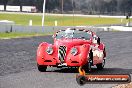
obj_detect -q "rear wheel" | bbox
[37,64,47,72]
[96,59,105,70]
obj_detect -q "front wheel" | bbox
[83,60,92,72]
[37,64,47,72]
[83,51,93,72]
[96,59,105,70]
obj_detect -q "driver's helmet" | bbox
[65,28,74,34]
[65,28,74,38]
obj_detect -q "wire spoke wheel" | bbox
[96,59,105,70]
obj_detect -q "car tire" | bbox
[89,50,93,65]
[88,60,92,72]
[83,59,92,72]
[96,59,105,70]
[83,50,93,72]
[37,64,47,72]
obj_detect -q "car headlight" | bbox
[46,47,53,55]
[71,47,78,56]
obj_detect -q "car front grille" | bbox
[59,46,66,63]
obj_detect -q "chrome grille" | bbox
[59,46,66,63]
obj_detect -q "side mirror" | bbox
[52,34,56,38]
[97,37,100,45]
[52,35,55,38]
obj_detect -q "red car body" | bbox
[36,28,106,72]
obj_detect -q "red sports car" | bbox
[36,28,106,72]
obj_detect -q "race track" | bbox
[0,32,132,88]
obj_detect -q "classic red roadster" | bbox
[36,28,106,72]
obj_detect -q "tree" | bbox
[109,0,117,15]
[119,0,132,16]
[35,0,43,12]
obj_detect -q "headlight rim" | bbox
[71,47,78,56]
[46,46,53,55]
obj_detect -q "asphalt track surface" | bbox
[0,32,132,88]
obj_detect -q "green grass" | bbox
[0,13,130,26]
[0,32,53,39]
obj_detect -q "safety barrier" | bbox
[0,24,107,33]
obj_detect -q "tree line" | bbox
[0,0,131,16]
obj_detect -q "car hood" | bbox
[54,38,91,48]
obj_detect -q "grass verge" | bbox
[0,13,131,26]
[0,32,53,39]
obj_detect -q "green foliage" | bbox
[0,0,131,15]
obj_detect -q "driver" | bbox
[65,28,74,38]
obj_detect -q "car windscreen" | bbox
[56,30,91,40]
